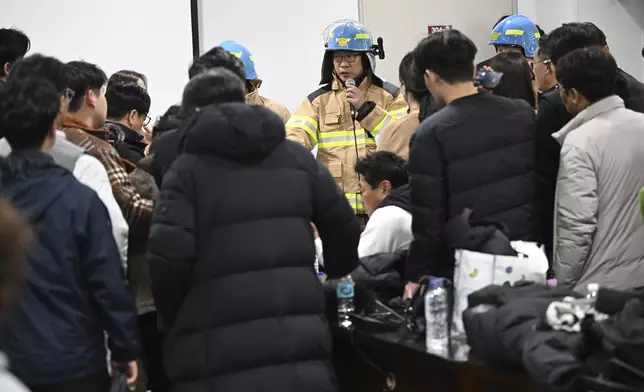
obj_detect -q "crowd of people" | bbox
[0,12,643,392]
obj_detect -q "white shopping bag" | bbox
[452,241,548,335]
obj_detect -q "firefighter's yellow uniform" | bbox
[286,75,407,214]
[246,82,291,124]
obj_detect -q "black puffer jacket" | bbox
[148,103,360,392]
[406,92,537,281]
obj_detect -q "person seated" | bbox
[148,68,360,392]
[316,151,411,262]
[0,75,139,392]
[553,47,644,291]
[217,40,291,123]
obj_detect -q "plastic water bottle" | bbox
[336,276,355,328]
[425,278,449,356]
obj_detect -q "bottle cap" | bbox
[587,283,599,292]
[429,278,443,289]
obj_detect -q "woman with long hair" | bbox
[377,52,436,159]
[488,51,537,109]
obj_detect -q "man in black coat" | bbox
[534,22,644,263]
[148,69,361,392]
[150,47,246,188]
[0,75,139,390]
[404,29,537,297]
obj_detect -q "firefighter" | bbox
[286,20,408,218]
[218,40,291,123]
[489,14,541,60]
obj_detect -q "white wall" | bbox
[360,0,516,85]
[518,0,644,81]
[199,0,359,111]
[0,0,193,119]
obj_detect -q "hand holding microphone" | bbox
[345,78,366,119]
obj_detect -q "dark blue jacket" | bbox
[0,150,139,385]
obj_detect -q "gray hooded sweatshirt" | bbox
[553,95,644,292]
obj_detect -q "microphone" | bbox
[346,78,356,119]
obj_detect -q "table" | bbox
[332,326,539,392]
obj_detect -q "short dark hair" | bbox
[556,47,617,104]
[489,51,536,108]
[66,61,107,113]
[188,47,246,80]
[0,28,31,77]
[355,151,408,190]
[413,29,477,84]
[540,22,607,64]
[6,54,69,95]
[108,70,147,89]
[399,52,426,104]
[182,68,245,115]
[0,77,60,149]
[105,83,151,120]
[152,105,185,139]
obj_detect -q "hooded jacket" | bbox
[552,95,644,291]
[0,151,139,385]
[286,74,408,214]
[148,103,360,392]
[358,184,413,258]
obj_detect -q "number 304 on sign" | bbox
[428,25,452,34]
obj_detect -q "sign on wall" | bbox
[428,25,452,34]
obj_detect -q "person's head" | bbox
[540,22,608,66]
[0,199,32,326]
[66,61,108,129]
[489,14,540,59]
[108,70,147,89]
[488,51,536,108]
[6,54,72,129]
[399,52,426,106]
[0,28,30,80]
[355,151,408,216]
[105,83,151,132]
[217,41,259,91]
[413,29,477,106]
[188,46,246,81]
[324,20,373,83]
[182,68,245,116]
[533,39,557,93]
[557,47,617,116]
[152,104,185,139]
[0,76,61,151]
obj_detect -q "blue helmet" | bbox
[218,40,258,80]
[489,14,540,58]
[325,21,373,52]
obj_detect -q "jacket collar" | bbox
[331,74,372,92]
[104,121,145,144]
[62,116,111,141]
[246,88,262,105]
[552,95,625,145]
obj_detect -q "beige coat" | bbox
[553,95,644,291]
[246,80,291,124]
[286,75,408,214]
[377,110,419,160]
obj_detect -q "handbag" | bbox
[452,241,548,335]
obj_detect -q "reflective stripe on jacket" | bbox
[286,75,408,213]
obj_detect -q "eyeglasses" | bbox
[530,59,552,70]
[333,53,359,64]
[143,115,151,126]
[62,88,75,101]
